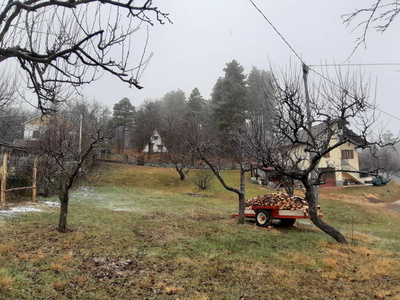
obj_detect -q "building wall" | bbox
[23,114,75,142]
[23,124,43,140]
[283,139,361,187]
[319,142,360,186]
[143,131,167,153]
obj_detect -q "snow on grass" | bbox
[41,201,60,207]
[0,200,59,220]
[0,206,44,219]
[70,186,147,212]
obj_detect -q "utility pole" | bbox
[302,63,319,205]
[79,114,83,154]
[1,152,8,208]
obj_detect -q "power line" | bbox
[373,107,400,121]
[248,0,400,123]
[248,0,352,93]
[308,67,400,121]
[307,65,400,121]
[248,0,304,64]
[309,63,400,67]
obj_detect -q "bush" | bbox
[193,168,214,190]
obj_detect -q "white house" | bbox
[23,114,73,141]
[252,122,367,187]
[143,130,167,153]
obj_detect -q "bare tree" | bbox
[0,0,170,111]
[159,112,194,180]
[37,100,111,232]
[193,167,215,190]
[185,120,252,225]
[0,69,25,147]
[158,90,195,180]
[132,100,161,158]
[343,0,400,53]
[240,65,391,243]
[359,131,400,178]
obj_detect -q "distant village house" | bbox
[143,130,167,153]
[253,122,367,187]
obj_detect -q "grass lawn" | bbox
[1,163,400,299]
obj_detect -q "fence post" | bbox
[32,155,38,202]
[1,152,8,208]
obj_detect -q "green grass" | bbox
[0,163,400,299]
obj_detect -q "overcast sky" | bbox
[84,0,400,133]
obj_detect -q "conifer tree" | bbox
[112,98,135,153]
[211,60,247,131]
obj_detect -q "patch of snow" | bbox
[297,220,313,226]
[0,206,44,219]
[396,200,400,204]
[41,201,60,207]
[7,206,43,213]
[73,186,94,197]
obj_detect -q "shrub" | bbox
[193,168,214,190]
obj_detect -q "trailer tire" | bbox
[279,218,296,227]
[256,210,272,227]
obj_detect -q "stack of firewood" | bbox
[245,193,322,215]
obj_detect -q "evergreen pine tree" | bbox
[211,60,247,131]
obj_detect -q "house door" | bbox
[320,168,336,187]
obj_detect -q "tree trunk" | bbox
[238,166,245,225]
[117,128,122,154]
[238,192,245,225]
[121,124,126,154]
[283,176,294,196]
[147,141,152,159]
[178,169,185,180]
[58,188,69,233]
[303,180,348,244]
[199,156,248,225]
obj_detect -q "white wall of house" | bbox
[318,141,361,186]
[255,140,362,187]
[23,124,43,140]
[143,131,167,153]
[23,114,76,142]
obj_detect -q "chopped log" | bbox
[245,193,322,215]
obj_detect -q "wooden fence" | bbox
[1,152,37,208]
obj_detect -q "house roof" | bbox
[11,139,40,154]
[24,113,72,126]
[298,121,365,147]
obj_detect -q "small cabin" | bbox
[143,130,167,153]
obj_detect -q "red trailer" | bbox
[234,206,322,227]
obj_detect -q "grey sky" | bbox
[84,0,400,133]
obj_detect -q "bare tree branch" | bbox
[343,0,400,57]
[0,0,170,112]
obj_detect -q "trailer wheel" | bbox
[256,210,272,227]
[279,218,296,227]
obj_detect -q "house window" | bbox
[153,136,159,141]
[32,130,40,139]
[341,150,354,159]
[157,145,163,151]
